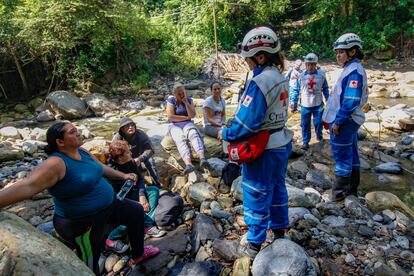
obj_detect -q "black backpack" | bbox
[154,192,184,227]
[220,162,241,186]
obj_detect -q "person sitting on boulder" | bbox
[0,122,160,274]
[105,140,166,252]
[112,118,162,187]
[166,82,210,174]
[203,81,226,139]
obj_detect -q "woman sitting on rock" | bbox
[106,140,166,253]
[0,122,159,274]
[166,82,210,174]
[203,81,226,139]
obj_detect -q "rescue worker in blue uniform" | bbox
[285,59,302,112]
[322,33,368,201]
[291,53,329,150]
[218,26,293,258]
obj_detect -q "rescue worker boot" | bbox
[346,169,360,197]
[330,175,350,202]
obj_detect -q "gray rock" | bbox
[46,91,92,119]
[378,173,403,184]
[373,214,383,222]
[22,141,38,155]
[389,90,401,99]
[303,214,321,225]
[195,246,210,262]
[36,110,55,122]
[231,176,243,201]
[169,260,222,276]
[206,158,227,177]
[344,195,373,219]
[358,225,375,237]
[0,126,21,139]
[375,162,402,174]
[139,225,188,274]
[382,209,396,223]
[0,146,24,162]
[394,210,411,226]
[183,210,196,221]
[289,207,311,226]
[345,253,356,264]
[321,216,347,228]
[306,170,333,189]
[304,187,322,206]
[191,214,221,255]
[400,250,414,261]
[252,239,317,276]
[288,160,309,178]
[212,239,241,261]
[210,201,231,219]
[287,184,314,208]
[401,135,414,145]
[30,127,47,141]
[313,163,330,174]
[0,211,93,275]
[84,93,118,116]
[395,235,410,249]
[188,182,217,205]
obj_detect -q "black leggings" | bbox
[53,198,144,274]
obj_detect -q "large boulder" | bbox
[365,191,414,220]
[191,214,221,255]
[0,127,21,140]
[46,91,92,119]
[287,184,314,208]
[0,211,93,275]
[252,239,317,276]
[82,139,110,163]
[84,93,118,116]
[188,182,217,206]
[0,145,24,162]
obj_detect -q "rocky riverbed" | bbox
[1,60,414,275]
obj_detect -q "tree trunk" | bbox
[10,46,30,98]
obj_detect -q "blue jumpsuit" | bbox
[292,69,329,144]
[322,59,368,177]
[222,66,293,246]
[285,67,302,111]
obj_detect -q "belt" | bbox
[269,127,284,134]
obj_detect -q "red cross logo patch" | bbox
[242,95,253,107]
[280,91,289,107]
[349,80,359,88]
[307,77,317,92]
[230,148,240,160]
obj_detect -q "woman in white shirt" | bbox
[203,81,226,139]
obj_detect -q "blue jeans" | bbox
[242,142,292,245]
[330,119,360,177]
[301,105,323,144]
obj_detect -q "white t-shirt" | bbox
[202,96,226,126]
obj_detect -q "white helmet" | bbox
[304,53,318,63]
[240,26,281,58]
[294,59,302,68]
[333,33,362,50]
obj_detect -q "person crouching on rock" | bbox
[105,140,166,252]
[218,26,293,258]
[291,53,329,150]
[0,122,160,274]
[112,117,162,188]
[166,82,210,174]
[322,33,368,201]
[203,81,226,139]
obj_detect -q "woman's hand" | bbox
[332,124,340,135]
[139,195,150,212]
[124,173,138,183]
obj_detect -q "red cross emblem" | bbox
[307,77,317,92]
[349,80,358,88]
[280,91,289,106]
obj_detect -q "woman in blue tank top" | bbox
[0,122,160,273]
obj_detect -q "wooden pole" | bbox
[212,0,220,77]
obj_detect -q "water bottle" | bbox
[117,180,134,201]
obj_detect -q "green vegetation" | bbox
[0,0,413,98]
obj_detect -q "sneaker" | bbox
[105,239,129,253]
[301,143,309,150]
[238,235,259,259]
[182,164,195,175]
[144,226,167,238]
[128,245,160,266]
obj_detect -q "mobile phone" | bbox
[117,180,134,201]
